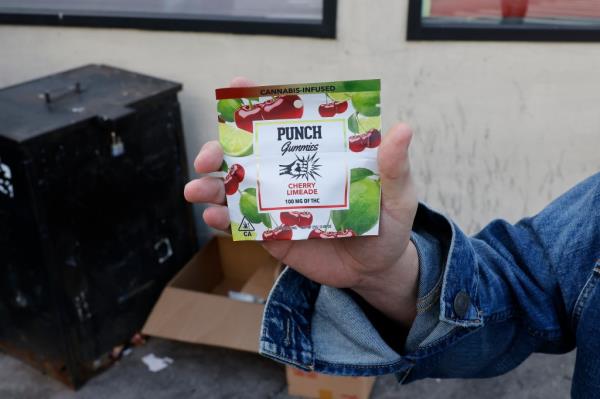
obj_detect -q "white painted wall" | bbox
[1,0,598,235]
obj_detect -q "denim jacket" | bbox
[259,172,600,398]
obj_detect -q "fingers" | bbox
[203,206,231,231]
[194,141,224,174]
[184,176,226,205]
[378,123,413,182]
[187,77,256,234]
[378,123,418,217]
[230,76,256,88]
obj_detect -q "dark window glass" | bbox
[0,0,337,38]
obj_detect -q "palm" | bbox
[263,168,417,289]
[186,115,417,322]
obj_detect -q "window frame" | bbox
[0,0,337,38]
[407,0,600,42]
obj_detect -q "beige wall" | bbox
[1,0,598,234]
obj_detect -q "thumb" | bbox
[230,76,256,87]
[377,123,418,222]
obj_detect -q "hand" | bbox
[185,77,420,327]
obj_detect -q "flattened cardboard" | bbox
[286,366,375,399]
[143,236,279,353]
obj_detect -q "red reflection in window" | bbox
[430,0,600,19]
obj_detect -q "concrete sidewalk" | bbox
[0,338,575,399]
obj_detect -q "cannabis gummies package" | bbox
[215,80,381,241]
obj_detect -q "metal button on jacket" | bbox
[454,291,471,318]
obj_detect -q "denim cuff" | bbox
[403,203,484,353]
[414,203,482,324]
[404,229,445,352]
[259,202,484,379]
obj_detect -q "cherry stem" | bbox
[270,213,279,227]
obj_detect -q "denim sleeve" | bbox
[259,172,600,384]
[399,172,600,382]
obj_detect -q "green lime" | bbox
[331,177,380,236]
[328,92,351,102]
[351,168,375,183]
[217,99,243,122]
[239,188,262,224]
[351,91,380,117]
[219,123,253,157]
[348,114,381,134]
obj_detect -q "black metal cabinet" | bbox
[0,65,197,387]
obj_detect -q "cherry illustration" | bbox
[318,103,337,118]
[263,225,293,241]
[319,99,348,118]
[336,229,357,238]
[308,228,356,239]
[349,129,381,152]
[349,134,368,152]
[224,174,239,195]
[280,211,313,228]
[335,101,348,113]
[287,95,305,118]
[262,95,304,120]
[280,211,298,226]
[308,229,324,239]
[308,229,335,239]
[224,164,245,195]
[229,164,245,183]
[307,229,335,239]
[366,129,381,148]
[235,104,263,133]
[297,212,313,228]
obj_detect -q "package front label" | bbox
[255,119,349,211]
[215,80,381,241]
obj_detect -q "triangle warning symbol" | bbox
[238,217,255,232]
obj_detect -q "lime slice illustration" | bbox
[219,123,253,157]
[328,92,352,102]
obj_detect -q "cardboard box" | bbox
[144,235,374,398]
[286,366,376,399]
[143,235,280,353]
